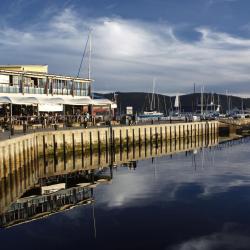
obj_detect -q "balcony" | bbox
[0,84,89,97]
[0,85,20,93]
[23,87,44,94]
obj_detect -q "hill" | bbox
[96,92,250,114]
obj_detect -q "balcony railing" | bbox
[0,84,89,97]
[23,87,44,94]
[0,85,20,93]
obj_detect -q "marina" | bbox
[0,63,250,250]
[2,0,250,249]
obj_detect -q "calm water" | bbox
[1,136,250,250]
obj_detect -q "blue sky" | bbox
[1,0,250,95]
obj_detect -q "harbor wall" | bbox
[0,121,219,181]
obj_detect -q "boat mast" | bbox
[150,78,156,111]
[157,94,160,112]
[201,86,204,115]
[226,90,229,114]
[241,98,244,114]
[153,78,156,110]
[179,96,181,114]
[77,29,92,78]
[170,96,173,114]
[217,94,220,113]
[192,83,196,114]
[163,96,167,115]
[211,92,215,112]
[88,30,92,80]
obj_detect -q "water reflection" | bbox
[2,135,250,249]
[0,134,218,228]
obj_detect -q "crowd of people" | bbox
[0,112,95,133]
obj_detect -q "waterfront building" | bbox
[0,65,116,128]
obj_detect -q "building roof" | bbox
[0,64,48,67]
[0,65,48,73]
[0,68,92,83]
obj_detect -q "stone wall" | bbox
[0,121,219,179]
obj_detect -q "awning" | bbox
[0,95,117,108]
[0,96,39,105]
[64,96,93,106]
[92,99,117,108]
[92,99,112,105]
[39,97,65,105]
[38,103,63,112]
[0,96,12,104]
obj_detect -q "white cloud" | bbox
[208,0,239,5]
[1,8,250,93]
[50,8,79,34]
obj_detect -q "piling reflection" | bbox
[0,133,219,228]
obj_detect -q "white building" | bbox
[0,64,116,116]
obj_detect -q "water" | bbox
[1,136,250,250]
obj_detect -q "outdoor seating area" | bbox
[0,112,112,135]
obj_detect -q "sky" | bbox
[1,0,250,95]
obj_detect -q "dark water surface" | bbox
[1,137,250,250]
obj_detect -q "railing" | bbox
[0,84,88,97]
[23,87,44,94]
[0,85,20,93]
[74,89,88,96]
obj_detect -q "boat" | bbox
[139,111,164,118]
[165,94,187,121]
[138,78,164,120]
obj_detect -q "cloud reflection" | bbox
[168,223,250,250]
[95,140,250,209]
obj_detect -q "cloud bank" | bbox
[1,7,250,94]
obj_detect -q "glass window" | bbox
[67,80,72,89]
[13,76,19,85]
[39,78,46,88]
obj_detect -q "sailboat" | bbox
[139,79,164,119]
[174,94,180,115]
[168,94,186,121]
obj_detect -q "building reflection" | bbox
[0,170,113,228]
[0,134,219,228]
